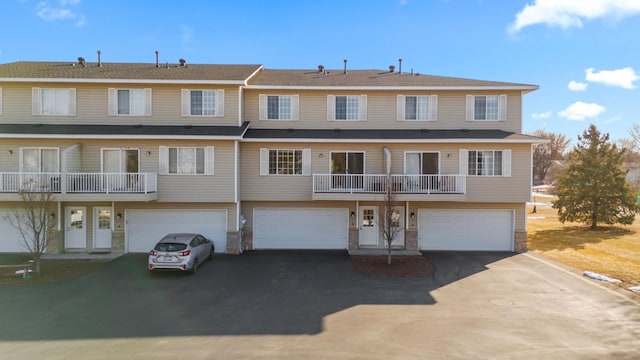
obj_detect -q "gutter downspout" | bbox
[383,146,391,175]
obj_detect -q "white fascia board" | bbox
[0,134,244,140]
[0,78,247,85]
[244,85,540,91]
[241,138,549,144]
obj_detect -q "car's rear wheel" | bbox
[190,259,198,274]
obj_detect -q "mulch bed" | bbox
[0,259,109,286]
[351,254,435,277]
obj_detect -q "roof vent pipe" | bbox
[77,57,86,67]
[398,58,402,74]
[155,51,159,68]
[343,59,347,74]
[97,50,102,67]
[389,65,395,73]
[179,58,186,67]
[318,64,324,73]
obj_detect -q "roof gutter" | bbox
[0,78,248,85]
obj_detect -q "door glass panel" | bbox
[41,149,58,173]
[391,208,401,228]
[124,150,139,173]
[98,210,111,230]
[22,149,39,172]
[406,153,420,174]
[103,150,120,173]
[423,153,439,174]
[70,209,83,229]
[348,152,364,174]
[330,153,347,174]
[362,209,375,227]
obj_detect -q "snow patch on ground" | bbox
[583,271,622,283]
[629,286,640,293]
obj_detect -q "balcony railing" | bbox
[313,174,466,194]
[0,172,157,194]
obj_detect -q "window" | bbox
[108,88,151,116]
[466,94,506,121]
[397,95,437,121]
[159,146,214,175]
[182,89,224,116]
[101,149,139,173]
[259,94,299,120]
[459,149,511,177]
[20,147,59,172]
[405,152,439,174]
[260,148,311,176]
[32,88,76,116]
[327,95,367,121]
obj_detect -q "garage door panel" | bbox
[419,209,513,251]
[0,210,25,253]
[254,208,348,249]
[126,210,227,253]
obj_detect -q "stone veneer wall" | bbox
[405,230,418,251]
[514,230,527,252]
[46,230,62,254]
[348,228,359,250]
[112,231,125,253]
[241,230,253,251]
[226,231,241,254]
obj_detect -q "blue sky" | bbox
[1,0,639,144]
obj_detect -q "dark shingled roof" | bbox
[0,61,263,82]
[244,128,545,141]
[248,69,538,89]
[0,122,250,137]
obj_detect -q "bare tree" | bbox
[630,123,640,148]
[4,187,56,274]
[380,175,402,265]
[530,129,571,184]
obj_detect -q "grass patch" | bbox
[0,254,110,286]
[527,204,640,289]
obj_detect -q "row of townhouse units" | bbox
[0,59,542,255]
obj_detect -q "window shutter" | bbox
[108,88,117,116]
[158,146,168,175]
[68,88,76,116]
[259,148,269,176]
[32,87,41,115]
[459,149,468,175]
[258,94,267,120]
[216,89,224,116]
[144,88,152,116]
[465,95,474,121]
[327,95,335,121]
[499,94,507,121]
[291,95,299,121]
[205,146,215,175]
[181,89,190,116]
[359,95,367,121]
[396,95,405,121]
[502,149,511,177]
[429,95,438,121]
[302,148,311,176]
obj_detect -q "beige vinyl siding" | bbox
[243,89,523,132]
[64,145,82,172]
[409,201,527,231]
[0,83,240,126]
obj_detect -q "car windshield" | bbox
[154,243,187,252]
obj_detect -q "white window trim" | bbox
[19,147,60,172]
[328,151,367,174]
[108,88,152,116]
[465,94,507,122]
[258,94,299,121]
[100,148,140,173]
[31,87,76,116]
[459,149,511,177]
[327,95,367,121]
[259,148,311,176]
[181,89,224,117]
[158,146,214,175]
[403,151,441,174]
[396,95,437,121]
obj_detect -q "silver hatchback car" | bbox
[148,233,214,273]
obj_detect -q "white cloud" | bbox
[532,111,552,119]
[585,67,639,89]
[509,0,640,33]
[568,80,588,91]
[558,101,606,121]
[36,1,85,27]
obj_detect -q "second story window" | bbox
[260,148,311,176]
[32,88,76,116]
[158,146,215,175]
[466,95,507,121]
[459,149,511,177]
[397,95,437,121]
[259,95,299,121]
[108,88,152,116]
[327,95,367,121]
[182,89,224,116]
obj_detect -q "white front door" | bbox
[93,207,112,250]
[359,206,378,246]
[65,206,86,249]
[385,206,405,248]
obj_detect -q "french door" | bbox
[330,152,364,190]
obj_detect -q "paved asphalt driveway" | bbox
[0,251,639,359]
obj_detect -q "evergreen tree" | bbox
[553,124,638,229]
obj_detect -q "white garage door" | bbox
[126,209,227,253]
[419,209,514,251]
[253,208,348,249]
[0,210,25,253]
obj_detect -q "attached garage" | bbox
[419,209,514,251]
[253,208,348,249]
[126,209,227,253]
[0,210,25,253]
